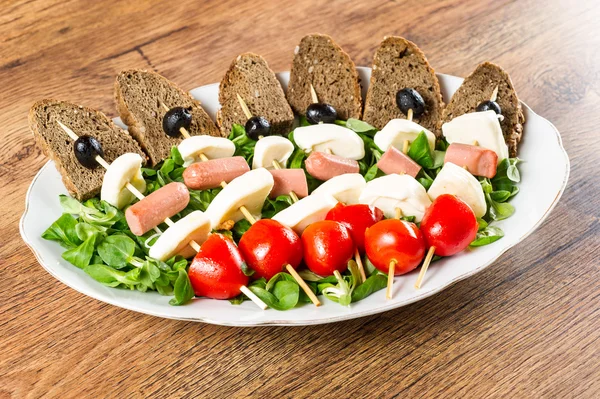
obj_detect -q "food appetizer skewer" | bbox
[58,117,268,310]
[235,95,321,307]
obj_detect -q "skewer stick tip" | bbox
[490,86,499,102]
[236,93,253,120]
[240,285,268,310]
[354,248,366,283]
[286,264,321,307]
[309,84,319,104]
[407,108,413,122]
[386,260,396,300]
[415,246,436,289]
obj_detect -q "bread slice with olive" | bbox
[441,62,525,157]
[115,69,221,166]
[363,36,444,134]
[286,33,362,120]
[217,53,294,136]
[28,99,146,201]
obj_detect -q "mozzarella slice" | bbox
[272,194,338,235]
[100,153,146,209]
[149,211,211,261]
[374,119,436,153]
[311,173,366,205]
[178,136,236,167]
[293,124,365,160]
[442,110,509,161]
[206,168,274,229]
[252,136,295,169]
[359,174,431,222]
[428,162,487,217]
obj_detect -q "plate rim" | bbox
[19,71,570,327]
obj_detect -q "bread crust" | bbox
[363,36,444,135]
[441,62,525,157]
[217,53,294,136]
[286,33,362,120]
[29,99,146,200]
[114,69,221,166]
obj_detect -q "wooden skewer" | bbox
[309,84,319,104]
[414,246,436,289]
[385,207,405,300]
[354,248,366,284]
[490,86,499,102]
[402,140,410,154]
[237,94,253,120]
[473,140,480,146]
[59,119,265,309]
[386,261,396,300]
[407,108,414,122]
[236,94,320,306]
[160,102,191,139]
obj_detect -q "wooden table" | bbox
[1,0,598,397]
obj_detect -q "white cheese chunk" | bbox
[205,168,274,229]
[442,110,509,161]
[100,153,146,209]
[374,119,436,153]
[359,174,431,222]
[149,211,211,261]
[178,136,236,167]
[293,124,365,160]
[272,193,338,235]
[427,162,487,217]
[252,136,295,170]
[311,173,366,205]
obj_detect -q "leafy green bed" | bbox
[42,119,520,309]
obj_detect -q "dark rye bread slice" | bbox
[29,99,146,201]
[286,33,362,120]
[115,69,221,166]
[217,53,294,136]
[441,62,525,157]
[363,36,444,135]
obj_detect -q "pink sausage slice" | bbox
[305,151,360,181]
[445,143,498,178]
[126,182,190,236]
[377,146,421,178]
[269,169,309,199]
[183,156,250,190]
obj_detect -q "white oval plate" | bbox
[20,68,569,326]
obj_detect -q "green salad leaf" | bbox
[470,226,505,247]
[407,131,445,169]
[169,269,195,306]
[42,213,81,249]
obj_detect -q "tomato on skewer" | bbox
[365,219,426,276]
[420,194,478,257]
[414,194,479,289]
[325,203,384,253]
[188,233,249,300]
[301,220,355,276]
[238,219,303,280]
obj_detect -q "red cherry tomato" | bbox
[238,219,303,280]
[420,194,478,256]
[365,219,426,275]
[325,203,384,253]
[301,220,355,276]
[188,233,249,299]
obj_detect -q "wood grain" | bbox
[1,0,599,398]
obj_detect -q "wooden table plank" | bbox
[1,0,599,398]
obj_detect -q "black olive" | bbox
[74,135,104,169]
[476,100,502,115]
[245,116,271,140]
[396,88,425,118]
[163,107,192,137]
[306,103,337,124]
